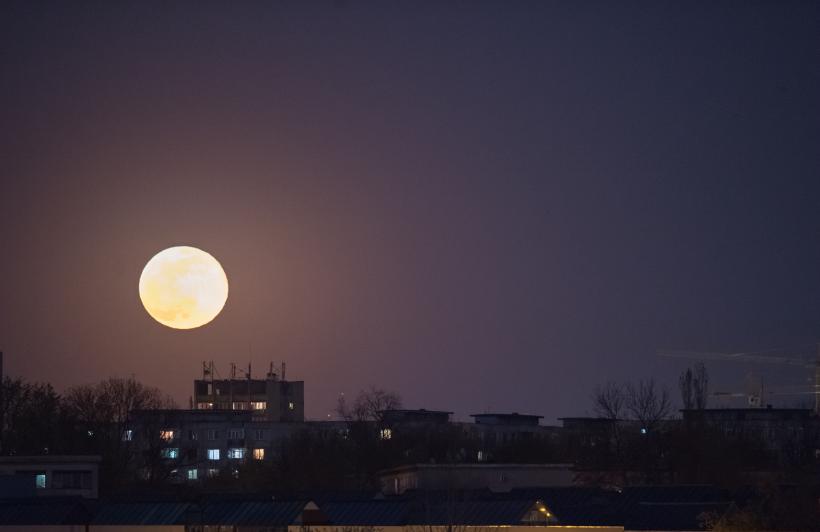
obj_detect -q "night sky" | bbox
[2,1,819,422]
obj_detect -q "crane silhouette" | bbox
[659,343,820,414]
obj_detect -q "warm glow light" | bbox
[139,246,229,329]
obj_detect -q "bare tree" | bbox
[63,376,175,488]
[626,379,671,429]
[64,376,174,441]
[592,381,626,420]
[0,377,65,455]
[336,386,402,423]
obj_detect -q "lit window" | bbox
[228,448,245,459]
[207,429,218,441]
[228,429,244,439]
[207,468,219,478]
[251,401,266,410]
[253,448,265,460]
[197,402,213,410]
[160,430,175,442]
[161,448,179,459]
[288,401,295,410]
[187,469,198,481]
[35,473,46,489]
[379,428,392,440]
[477,450,485,462]
[189,430,198,440]
[123,430,133,442]
[640,428,648,435]
[208,449,221,460]
[232,402,246,410]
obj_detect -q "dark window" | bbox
[51,470,92,490]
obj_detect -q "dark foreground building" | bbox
[0,484,784,531]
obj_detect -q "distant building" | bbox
[468,413,558,459]
[126,408,345,482]
[472,413,543,426]
[680,407,819,454]
[128,364,586,484]
[193,363,304,422]
[381,409,453,424]
[379,463,575,495]
[0,455,101,499]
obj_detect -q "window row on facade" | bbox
[126,428,272,442]
[160,447,265,461]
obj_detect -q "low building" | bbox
[379,463,575,495]
[463,413,560,463]
[679,407,820,467]
[680,407,816,448]
[471,413,543,426]
[0,485,767,531]
[381,409,453,425]
[90,498,320,531]
[0,497,92,530]
[0,455,101,499]
[317,496,621,530]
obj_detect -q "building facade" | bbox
[379,463,575,495]
[193,364,304,423]
[0,455,101,499]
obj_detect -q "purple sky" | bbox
[2,1,819,422]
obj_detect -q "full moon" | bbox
[138,246,229,329]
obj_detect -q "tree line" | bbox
[2,367,818,500]
[0,375,174,490]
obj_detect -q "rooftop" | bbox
[379,409,454,415]
[471,412,544,418]
[381,463,574,474]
